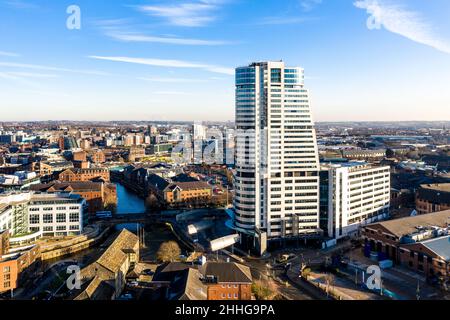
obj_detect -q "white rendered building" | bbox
[233,61,321,254]
[320,162,390,240]
[0,192,86,244]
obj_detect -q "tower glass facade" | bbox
[234,61,321,251]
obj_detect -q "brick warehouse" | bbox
[361,210,450,282]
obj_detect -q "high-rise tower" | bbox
[233,61,321,254]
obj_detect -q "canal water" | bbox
[115,183,146,214]
[114,182,146,232]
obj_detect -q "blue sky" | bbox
[0,0,449,121]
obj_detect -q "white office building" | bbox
[320,162,390,240]
[0,192,86,244]
[233,61,321,254]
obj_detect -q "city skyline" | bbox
[1,0,450,122]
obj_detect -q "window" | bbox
[3,266,10,273]
[56,226,66,231]
[418,253,424,262]
[4,281,10,288]
[29,215,40,224]
[69,213,79,222]
[4,274,10,281]
[43,214,53,224]
[43,226,53,232]
[69,225,79,231]
[56,213,66,223]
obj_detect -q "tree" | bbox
[251,279,276,300]
[386,148,395,158]
[157,241,181,262]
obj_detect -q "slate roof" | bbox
[147,173,170,191]
[165,181,211,192]
[31,181,102,192]
[152,263,208,300]
[200,262,252,284]
[417,184,450,204]
[172,174,199,183]
[152,262,193,282]
[176,268,207,301]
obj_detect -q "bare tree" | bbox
[157,241,181,262]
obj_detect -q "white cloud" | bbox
[2,0,38,9]
[0,71,59,78]
[0,61,111,76]
[354,0,450,54]
[257,16,313,26]
[138,77,208,83]
[0,51,20,57]
[137,1,224,27]
[300,0,322,12]
[89,55,234,75]
[152,91,194,95]
[106,32,232,46]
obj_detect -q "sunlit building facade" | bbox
[233,61,321,254]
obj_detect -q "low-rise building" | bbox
[31,181,117,215]
[416,183,450,214]
[361,210,450,281]
[342,149,386,160]
[164,181,212,204]
[74,229,139,300]
[152,261,252,300]
[90,150,106,164]
[199,262,252,300]
[73,151,87,162]
[39,160,73,177]
[58,168,110,182]
[0,192,86,242]
[0,231,40,293]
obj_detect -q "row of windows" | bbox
[29,213,80,224]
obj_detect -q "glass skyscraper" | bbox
[233,61,321,254]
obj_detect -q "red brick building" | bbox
[73,151,87,162]
[31,181,117,214]
[361,210,450,281]
[58,168,110,182]
[90,150,106,164]
[416,184,450,214]
[0,232,40,293]
[200,262,252,300]
[152,261,253,300]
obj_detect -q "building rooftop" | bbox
[417,183,450,204]
[166,181,212,192]
[200,262,252,284]
[420,183,450,193]
[366,210,450,238]
[421,236,450,262]
[31,181,103,193]
[95,229,139,274]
